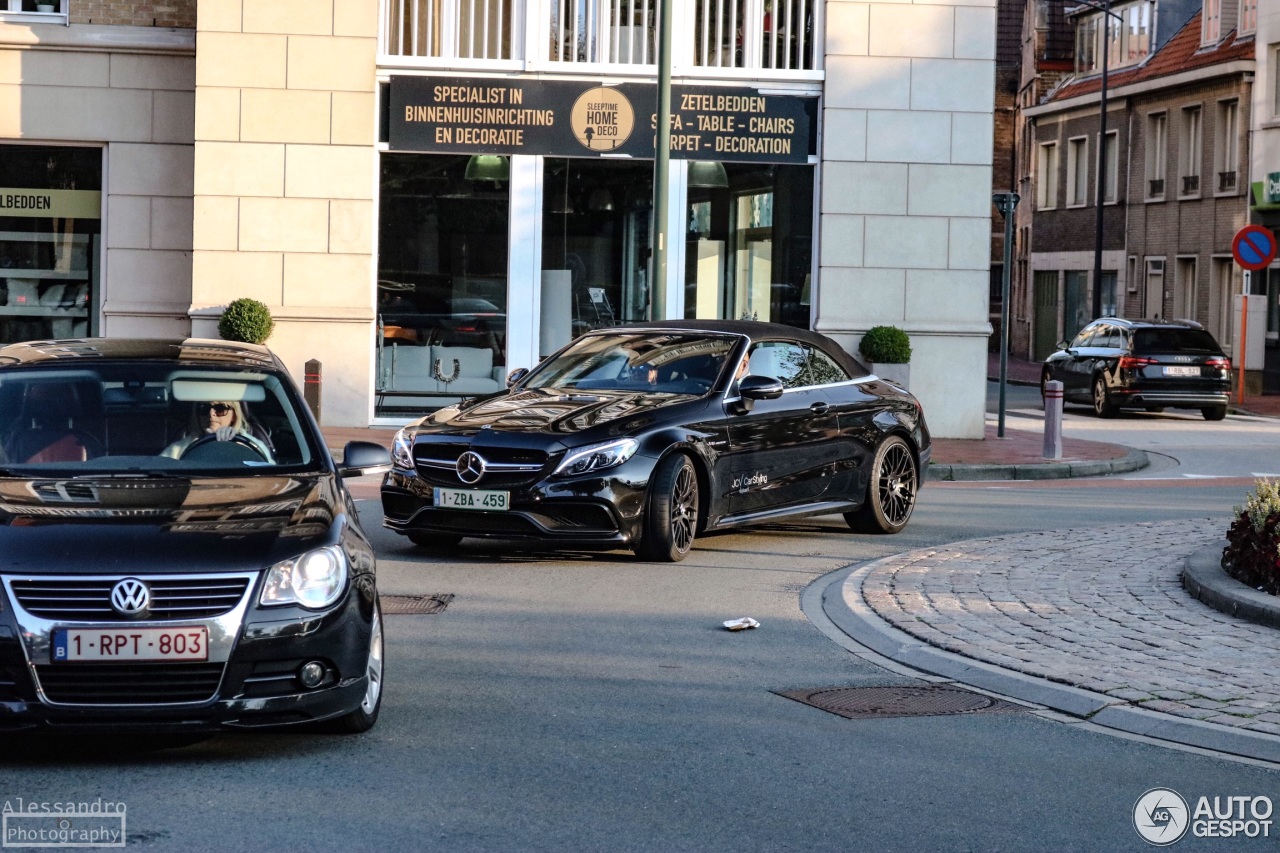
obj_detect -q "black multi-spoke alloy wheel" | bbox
[324,601,383,734]
[846,435,917,534]
[1202,405,1227,421]
[407,531,463,548]
[1092,375,1118,418]
[638,453,699,562]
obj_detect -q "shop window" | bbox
[541,159,653,355]
[683,162,814,329]
[0,144,101,347]
[376,154,510,415]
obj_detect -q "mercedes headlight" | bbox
[391,427,414,470]
[553,438,639,477]
[260,545,348,610]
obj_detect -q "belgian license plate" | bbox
[1164,365,1200,377]
[433,487,509,511]
[52,627,209,662]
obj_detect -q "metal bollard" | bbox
[304,359,322,422]
[1043,380,1063,460]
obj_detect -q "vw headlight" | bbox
[260,545,348,610]
[391,427,414,470]
[553,438,639,477]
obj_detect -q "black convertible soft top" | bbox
[613,319,871,380]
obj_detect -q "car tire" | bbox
[637,453,698,562]
[846,435,917,535]
[1145,406,1165,413]
[1092,375,1118,418]
[1202,405,1227,421]
[325,601,383,734]
[407,531,463,548]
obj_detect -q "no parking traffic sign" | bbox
[1232,225,1277,271]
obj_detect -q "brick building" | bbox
[1019,0,1254,363]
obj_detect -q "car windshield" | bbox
[1132,328,1223,355]
[523,333,738,395]
[0,363,320,474]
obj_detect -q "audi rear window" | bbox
[1132,328,1223,355]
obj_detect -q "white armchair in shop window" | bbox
[383,345,505,397]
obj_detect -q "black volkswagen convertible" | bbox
[0,339,390,732]
[382,320,930,561]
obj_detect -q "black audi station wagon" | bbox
[382,320,930,561]
[0,339,391,732]
[1041,318,1232,420]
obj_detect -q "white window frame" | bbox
[1273,45,1280,120]
[1037,142,1059,210]
[1174,256,1198,323]
[1215,99,1239,195]
[0,0,67,22]
[1098,129,1119,204]
[1210,256,1236,347]
[1066,136,1089,207]
[1240,0,1257,35]
[1203,0,1221,45]
[1076,2,1155,74]
[1180,105,1202,198]
[1145,111,1166,201]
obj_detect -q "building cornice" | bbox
[1025,60,1254,118]
[0,22,194,54]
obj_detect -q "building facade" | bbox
[1019,0,1254,368]
[1248,0,1279,391]
[0,0,998,437]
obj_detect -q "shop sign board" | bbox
[0,188,101,219]
[388,76,817,164]
[1267,172,1280,205]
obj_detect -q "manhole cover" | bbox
[380,594,454,615]
[775,685,1014,720]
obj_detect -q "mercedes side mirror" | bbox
[731,375,785,413]
[339,441,392,478]
[506,367,530,387]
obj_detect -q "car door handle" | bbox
[809,402,829,415]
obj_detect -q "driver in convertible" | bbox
[160,400,274,461]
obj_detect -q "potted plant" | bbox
[1223,479,1280,595]
[218,298,274,345]
[858,325,912,389]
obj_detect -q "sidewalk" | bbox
[816,519,1280,763]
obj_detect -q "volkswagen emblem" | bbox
[456,451,486,485]
[110,578,150,617]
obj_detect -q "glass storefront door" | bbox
[683,162,813,328]
[376,153,510,415]
[0,145,101,345]
[540,158,653,356]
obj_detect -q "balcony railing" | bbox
[550,0,656,63]
[381,0,819,69]
[1181,174,1199,195]
[1147,178,1164,198]
[1218,170,1237,192]
[694,0,814,70]
[385,0,513,60]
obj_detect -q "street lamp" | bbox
[650,0,673,321]
[1072,0,1124,320]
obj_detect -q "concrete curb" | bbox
[927,446,1148,481]
[1182,542,1280,630]
[813,557,1280,764]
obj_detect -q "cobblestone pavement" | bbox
[860,519,1280,737]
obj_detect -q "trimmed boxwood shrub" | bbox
[1223,479,1280,594]
[218,298,274,345]
[858,325,912,364]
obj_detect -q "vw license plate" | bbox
[52,627,209,662]
[433,487,509,511]
[1164,365,1200,377]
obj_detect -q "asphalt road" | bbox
[3,396,1278,852]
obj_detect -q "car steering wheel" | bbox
[179,432,271,461]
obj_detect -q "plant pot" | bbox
[36,4,55,11]
[870,362,909,390]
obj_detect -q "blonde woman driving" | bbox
[161,400,274,461]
